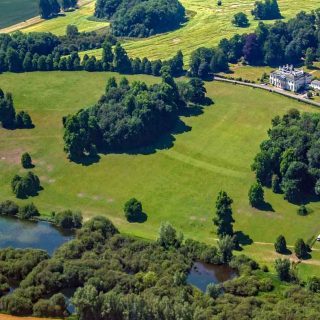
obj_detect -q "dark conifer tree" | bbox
[213,191,235,237]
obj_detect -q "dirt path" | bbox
[0,0,92,34]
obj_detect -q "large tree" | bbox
[248,182,264,207]
[274,235,287,254]
[38,0,60,19]
[213,191,234,237]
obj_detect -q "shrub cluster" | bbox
[1,215,320,319]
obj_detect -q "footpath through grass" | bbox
[1,71,320,276]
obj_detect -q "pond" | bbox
[187,261,237,292]
[0,215,74,255]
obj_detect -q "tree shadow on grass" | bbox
[281,248,292,255]
[100,118,191,157]
[256,201,274,212]
[234,231,253,251]
[181,105,204,117]
[72,153,101,167]
[300,252,312,260]
[71,99,211,166]
[128,212,148,223]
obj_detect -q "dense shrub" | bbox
[3,215,320,319]
[275,258,291,281]
[18,203,40,219]
[158,222,183,248]
[21,152,33,169]
[0,248,49,281]
[232,12,249,27]
[0,200,19,215]
[54,210,83,229]
[124,198,143,222]
[33,293,68,317]
[11,172,41,199]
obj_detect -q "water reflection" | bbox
[187,261,237,292]
[0,215,74,255]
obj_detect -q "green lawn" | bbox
[0,0,38,29]
[1,71,320,276]
[22,0,109,35]
[217,62,320,83]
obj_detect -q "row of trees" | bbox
[39,0,78,19]
[275,235,310,259]
[0,90,33,129]
[63,71,207,160]
[94,0,185,38]
[0,31,184,77]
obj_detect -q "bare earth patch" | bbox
[0,148,23,165]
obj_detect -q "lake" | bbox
[187,261,237,292]
[0,215,74,255]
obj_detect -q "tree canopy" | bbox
[94,0,186,38]
[63,73,207,160]
[252,109,320,203]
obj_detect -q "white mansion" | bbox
[269,65,312,92]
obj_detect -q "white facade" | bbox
[269,65,312,92]
[310,80,320,91]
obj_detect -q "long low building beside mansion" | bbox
[269,65,312,92]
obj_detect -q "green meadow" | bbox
[22,0,109,35]
[0,0,38,29]
[12,0,319,64]
[76,0,320,64]
[1,71,320,277]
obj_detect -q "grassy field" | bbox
[21,0,109,35]
[0,0,38,29]
[76,0,320,64]
[1,71,320,278]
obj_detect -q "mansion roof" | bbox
[270,65,310,80]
